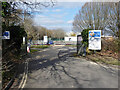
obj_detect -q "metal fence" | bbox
[31,40,77,45]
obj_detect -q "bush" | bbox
[81,29,93,47]
[102,38,119,53]
[2,25,27,88]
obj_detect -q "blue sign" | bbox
[89,31,101,38]
[3,31,10,39]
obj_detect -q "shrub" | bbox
[81,29,93,47]
[102,38,119,53]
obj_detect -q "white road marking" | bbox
[42,49,47,51]
[36,56,41,59]
[50,57,58,60]
[22,61,28,88]
[58,49,68,51]
[69,47,74,49]
[90,62,98,65]
[19,61,28,89]
[43,60,47,63]
[21,73,27,88]
[18,72,25,88]
[39,62,43,64]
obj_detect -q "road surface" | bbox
[24,46,118,88]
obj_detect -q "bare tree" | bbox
[73,2,119,37]
[23,18,38,40]
[37,26,48,40]
[52,29,66,39]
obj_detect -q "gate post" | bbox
[77,34,82,55]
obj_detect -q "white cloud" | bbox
[43,25,72,32]
[52,9,61,12]
[53,2,85,9]
[19,0,91,2]
[36,0,119,2]
[16,0,91,2]
[50,13,68,19]
[56,0,92,2]
[34,14,65,26]
[41,9,49,13]
[16,0,119,3]
[67,20,73,24]
[35,15,46,18]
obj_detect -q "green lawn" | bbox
[65,45,76,47]
[31,45,50,49]
[30,49,38,53]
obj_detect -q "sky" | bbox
[33,2,85,32]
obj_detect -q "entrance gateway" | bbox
[77,30,101,55]
[77,34,83,54]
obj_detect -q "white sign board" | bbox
[89,30,101,50]
[3,31,10,39]
[23,37,25,44]
[44,36,48,42]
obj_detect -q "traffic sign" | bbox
[44,36,48,43]
[3,31,10,39]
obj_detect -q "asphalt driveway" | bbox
[24,46,118,88]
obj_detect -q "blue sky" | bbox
[33,2,85,32]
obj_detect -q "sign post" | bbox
[43,36,48,44]
[23,37,25,44]
[88,30,101,50]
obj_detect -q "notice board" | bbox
[88,30,101,50]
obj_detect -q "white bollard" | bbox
[27,46,30,53]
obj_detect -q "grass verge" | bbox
[65,45,76,47]
[73,52,120,66]
[30,49,38,53]
[86,54,120,66]
[31,45,50,49]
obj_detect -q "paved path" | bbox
[24,46,118,88]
